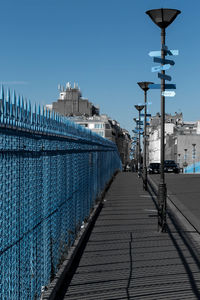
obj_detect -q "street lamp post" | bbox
[192,144,196,173]
[183,148,188,173]
[133,118,139,172]
[131,140,137,171]
[146,8,181,232]
[178,153,181,170]
[137,82,153,190]
[134,105,144,177]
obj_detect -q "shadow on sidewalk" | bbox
[147,180,200,299]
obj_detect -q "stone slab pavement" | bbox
[60,172,200,299]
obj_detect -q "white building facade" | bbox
[147,113,200,169]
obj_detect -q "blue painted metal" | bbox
[135,129,143,133]
[153,57,175,66]
[136,120,143,125]
[158,73,172,81]
[140,113,151,117]
[0,86,122,300]
[184,161,200,174]
[149,84,176,90]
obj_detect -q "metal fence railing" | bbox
[0,87,122,299]
[184,161,200,173]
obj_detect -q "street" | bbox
[149,173,200,231]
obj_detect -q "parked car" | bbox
[164,160,180,173]
[148,163,161,174]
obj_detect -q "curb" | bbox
[41,170,119,300]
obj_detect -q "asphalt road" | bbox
[149,173,200,230]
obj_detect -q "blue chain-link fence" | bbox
[0,87,122,299]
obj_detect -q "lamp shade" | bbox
[135,105,145,112]
[146,8,181,29]
[137,81,154,92]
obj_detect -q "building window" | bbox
[88,123,95,129]
[94,123,104,129]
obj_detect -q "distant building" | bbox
[47,82,131,165]
[70,114,131,165]
[48,82,99,117]
[147,112,200,169]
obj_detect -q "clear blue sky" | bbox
[0,0,199,134]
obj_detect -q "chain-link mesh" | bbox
[0,87,122,299]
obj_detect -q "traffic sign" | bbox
[158,73,171,81]
[148,49,179,57]
[152,64,171,72]
[149,84,176,89]
[153,57,175,66]
[141,113,151,117]
[161,91,176,97]
[136,121,143,125]
[141,102,152,106]
[165,49,179,56]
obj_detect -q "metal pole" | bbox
[138,110,141,177]
[184,148,187,173]
[192,144,196,173]
[158,27,167,232]
[143,90,147,190]
[178,153,181,170]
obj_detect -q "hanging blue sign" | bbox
[149,84,176,89]
[162,91,176,97]
[136,121,143,125]
[158,73,172,81]
[152,64,171,72]
[153,57,175,66]
[135,129,143,133]
[149,50,179,57]
[141,113,151,117]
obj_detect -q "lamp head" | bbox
[135,105,145,112]
[146,8,181,29]
[137,81,154,92]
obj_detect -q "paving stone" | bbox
[62,173,200,299]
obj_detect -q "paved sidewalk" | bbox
[63,173,200,299]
